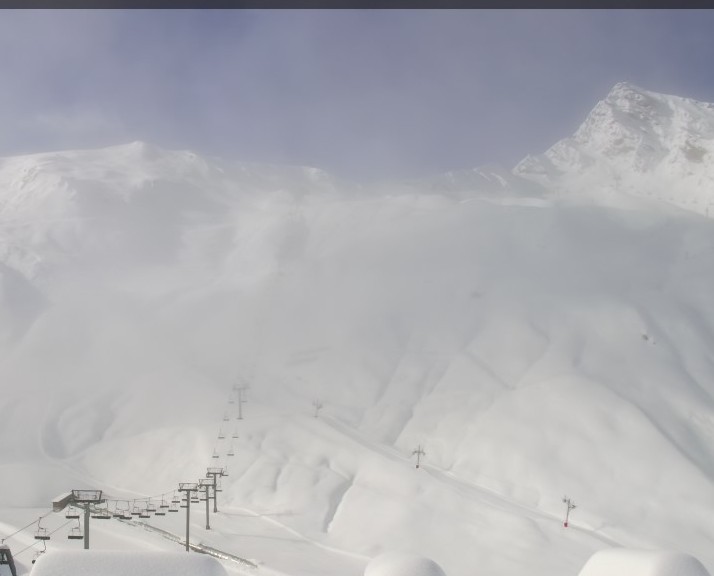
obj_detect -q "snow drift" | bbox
[31,550,228,576]
[364,552,447,576]
[578,549,710,576]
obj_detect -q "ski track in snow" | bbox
[218,506,370,563]
[325,413,622,549]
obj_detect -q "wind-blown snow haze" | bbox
[2,83,714,576]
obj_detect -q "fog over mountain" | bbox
[2,83,714,576]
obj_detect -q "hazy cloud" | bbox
[2,10,714,181]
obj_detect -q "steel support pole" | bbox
[205,485,210,530]
[207,473,219,513]
[185,496,190,551]
[83,505,90,550]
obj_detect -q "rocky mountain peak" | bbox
[513,83,714,214]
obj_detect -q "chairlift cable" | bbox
[19,538,48,562]
[103,488,181,507]
[14,540,45,558]
[17,518,73,556]
[1,510,53,543]
[50,519,74,536]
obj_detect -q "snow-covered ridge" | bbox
[515,82,714,214]
[0,141,350,284]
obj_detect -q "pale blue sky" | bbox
[2,9,714,181]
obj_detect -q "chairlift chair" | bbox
[131,503,142,516]
[223,413,230,422]
[91,504,111,519]
[34,518,50,541]
[212,449,220,459]
[34,528,50,541]
[168,502,179,513]
[68,520,83,540]
[65,506,80,520]
[159,497,170,509]
[113,500,131,519]
[146,501,157,514]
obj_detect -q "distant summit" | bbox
[6,83,714,217]
[514,82,714,214]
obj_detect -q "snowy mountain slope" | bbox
[515,82,714,214]
[4,189,714,574]
[3,85,714,576]
[0,142,346,287]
